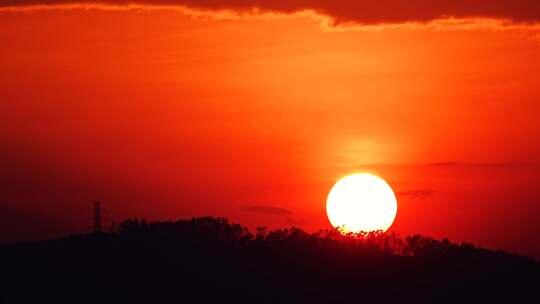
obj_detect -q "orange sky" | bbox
[1,3,540,257]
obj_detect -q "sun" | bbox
[326,173,397,233]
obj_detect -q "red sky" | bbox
[1,1,540,257]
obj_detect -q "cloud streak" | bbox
[397,189,435,200]
[243,205,292,216]
[423,161,539,169]
[2,0,540,28]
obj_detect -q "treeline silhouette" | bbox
[1,217,538,303]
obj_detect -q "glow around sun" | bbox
[326,173,397,233]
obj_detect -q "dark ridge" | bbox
[1,217,538,303]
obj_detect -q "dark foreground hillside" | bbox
[1,217,538,303]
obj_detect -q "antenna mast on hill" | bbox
[94,201,102,233]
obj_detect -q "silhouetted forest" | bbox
[1,217,538,303]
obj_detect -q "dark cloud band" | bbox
[243,205,292,216]
[2,1,540,25]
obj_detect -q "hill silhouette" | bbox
[1,217,538,303]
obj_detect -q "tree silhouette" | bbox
[0,216,537,303]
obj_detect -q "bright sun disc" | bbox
[326,173,397,233]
